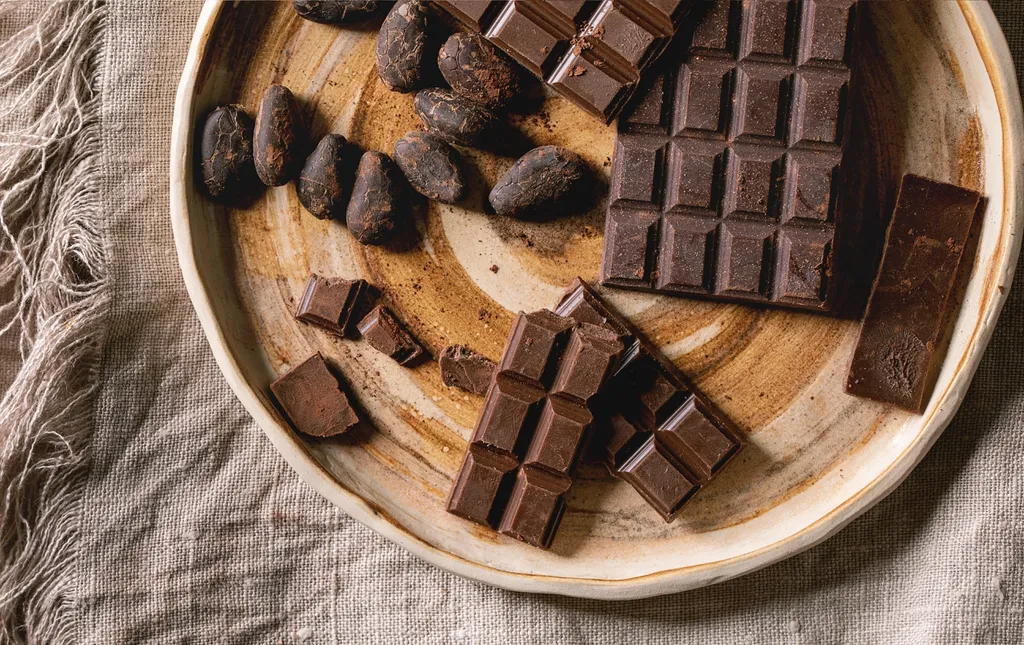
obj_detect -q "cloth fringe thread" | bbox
[0,1,107,642]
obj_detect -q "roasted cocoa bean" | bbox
[413,88,501,150]
[438,32,522,111]
[199,105,256,202]
[393,131,465,204]
[376,0,431,93]
[297,134,359,220]
[489,146,591,220]
[254,84,305,186]
[346,151,408,245]
[293,0,381,24]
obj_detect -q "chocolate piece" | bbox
[293,0,381,24]
[376,0,433,93]
[555,278,741,521]
[357,305,427,366]
[346,151,408,246]
[434,0,693,123]
[199,105,257,203]
[297,134,359,220]
[447,311,624,547]
[393,131,466,203]
[489,146,591,220]
[601,0,859,314]
[254,84,304,186]
[295,274,380,338]
[270,353,360,438]
[438,32,523,111]
[846,175,981,412]
[413,88,502,150]
[440,345,495,395]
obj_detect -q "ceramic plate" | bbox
[170,0,1023,599]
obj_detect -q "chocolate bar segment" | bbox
[296,274,379,338]
[357,305,427,366]
[846,175,981,412]
[447,310,624,548]
[434,0,693,123]
[601,0,859,313]
[555,278,741,521]
[270,353,360,438]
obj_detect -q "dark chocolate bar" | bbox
[447,310,624,547]
[270,353,361,438]
[357,305,428,366]
[434,0,693,123]
[601,0,859,313]
[296,274,379,338]
[555,278,741,521]
[846,174,981,412]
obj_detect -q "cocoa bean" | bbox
[199,105,256,202]
[375,0,431,93]
[346,151,408,245]
[297,134,359,220]
[489,146,591,220]
[254,84,305,186]
[293,0,381,24]
[413,88,501,150]
[393,131,465,204]
[438,32,522,111]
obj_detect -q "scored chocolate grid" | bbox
[447,310,623,547]
[554,279,742,521]
[602,0,856,311]
[435,0,689,121]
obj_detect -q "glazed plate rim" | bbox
[168,0,1024,600]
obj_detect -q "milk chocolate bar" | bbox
[555,278,741,521]
[447,310,624,547]
[602,0,859,313]
[434,0,694,123]
[846,175,981,412]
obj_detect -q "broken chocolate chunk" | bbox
[357,305,427,366]
[270,353,360,438]
[846,174,982,412]
[295,274,380,338]
[439,345,495,395]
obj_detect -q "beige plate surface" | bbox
[170,0,1023,599]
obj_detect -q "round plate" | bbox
[170,0,1023,599]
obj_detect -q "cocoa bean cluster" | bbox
[197,1,594,249]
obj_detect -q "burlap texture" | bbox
[48,1,1024,642]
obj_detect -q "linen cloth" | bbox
[5,0,1024,642]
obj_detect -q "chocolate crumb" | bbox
[489,264,499,273]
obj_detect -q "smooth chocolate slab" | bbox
[846,174,981,412]
[434,0,693,123]
[601,0,859,313]
[555,278,741,521]
[357,305,427,366]
[295,274,380,338]
[447,310,624,548]
[269,353,360,438]
[440,345,496,395]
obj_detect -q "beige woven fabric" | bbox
[2,0,1022,642]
